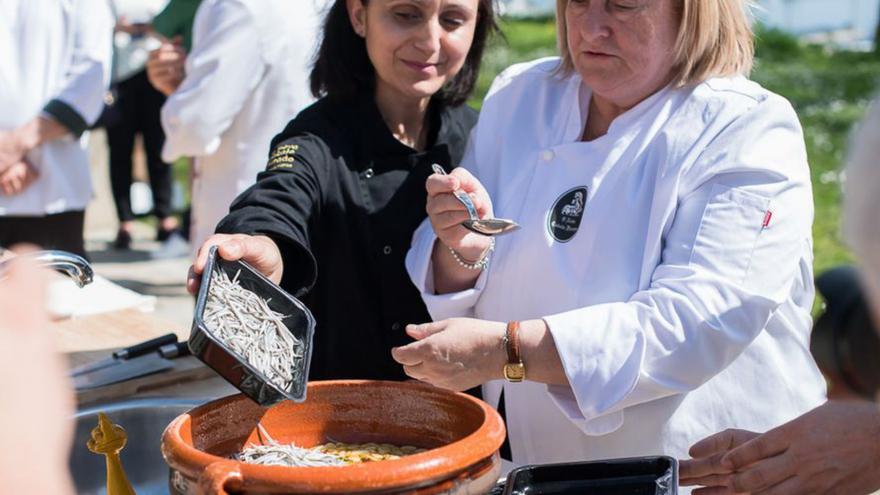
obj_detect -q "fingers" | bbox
[680,453,733,482]
[406,321,446,340]
[185,265,200,295]
[402,363,426,380]
[391,341,425,367]
[448,167,481,194]
[0,163,27,195]
[189,234,253,294]
[722,428,787,471]
[680,473,733,489]
[752,475,798,495]
[692,486,737,495]
[689,429,759,458]
[426,173,459,197]
[730,454,792,493]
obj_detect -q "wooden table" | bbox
[52,309,216,406]
[53,308,188,366]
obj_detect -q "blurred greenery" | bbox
[471,18,880,280]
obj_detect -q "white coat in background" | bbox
[0,0,113,216]
[407,58,826,474]
[160,0,326,251]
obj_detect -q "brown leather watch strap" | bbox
[506,321,522,364]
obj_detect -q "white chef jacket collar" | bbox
[564,75,674,145]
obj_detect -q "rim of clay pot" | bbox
[162,380,506,493]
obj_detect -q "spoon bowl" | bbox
[431,164,520,237]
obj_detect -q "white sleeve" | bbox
[160,0,265,161]
[405,68,523,320]
[43,0,113,135]
[543,95,814,433]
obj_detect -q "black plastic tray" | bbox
[189,246,315,406]
[502,456,677,495]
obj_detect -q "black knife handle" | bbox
[113,333,179,360]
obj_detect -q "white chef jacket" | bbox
[406,58,826,469]
[160,0,324,251]
[0,0,113,216]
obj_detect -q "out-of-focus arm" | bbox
[41,0,113,138]
[160,0,265,162]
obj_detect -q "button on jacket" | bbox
[217,95,477,381]
[0,0,112,216]
[407,58,826,469]
[160,0,324,250]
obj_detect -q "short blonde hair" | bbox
[554,0,755,86]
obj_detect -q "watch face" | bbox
[504,363,526,382]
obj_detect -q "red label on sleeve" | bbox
[763,210,773,228]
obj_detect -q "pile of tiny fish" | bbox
[236,426,426,467]
[237,440,347,467]
[203,269,303,392]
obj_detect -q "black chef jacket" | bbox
[216,94,477,381]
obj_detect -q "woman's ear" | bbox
[346,0,367,38]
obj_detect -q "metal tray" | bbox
[502,456,677,495]
[189,246,315,406]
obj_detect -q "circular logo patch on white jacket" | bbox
[547,186,588,242]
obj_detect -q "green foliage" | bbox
[470,17,880,281]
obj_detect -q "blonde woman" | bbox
[394,0,827,473]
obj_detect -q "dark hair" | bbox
[310,0,499,107]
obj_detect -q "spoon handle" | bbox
[431,164,480,221]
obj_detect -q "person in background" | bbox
[846,101,880,330]
[150,0,202,54]
[0,254,75,494]
[680,102,880,495]
[186,0,497,383]
[105,0,180,249]
[0,0,113,256]
[147,0,324,254]
[395,0,825,477]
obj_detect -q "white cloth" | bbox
[407,58,826,469]
[0,0,113,216]
[160,0,325,251]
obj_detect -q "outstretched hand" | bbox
[187,234,284,295]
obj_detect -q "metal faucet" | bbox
[0,250,94,288]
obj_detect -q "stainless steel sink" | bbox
[70,397,208,495]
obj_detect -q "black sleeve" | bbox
[215,133,329,298]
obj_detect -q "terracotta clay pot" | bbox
[161,380,506,494]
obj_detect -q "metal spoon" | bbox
[431,164,520,236]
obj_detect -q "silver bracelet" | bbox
[447,238,495,270]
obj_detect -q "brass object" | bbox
[503,321,526,382]
[87,412,136,495]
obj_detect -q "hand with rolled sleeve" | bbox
[187,233,284,295]
[0,161,39,196]
[391,317,569,391]
[0,131,26,174]
[425,167,495,294]
[680,400,880,495]
[146,41,186,96]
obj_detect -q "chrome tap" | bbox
[0,250,94,288]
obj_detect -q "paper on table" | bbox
[47,274,156,319]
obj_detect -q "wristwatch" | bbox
[503,321,526,382]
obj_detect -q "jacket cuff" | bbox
[42,99,89,138]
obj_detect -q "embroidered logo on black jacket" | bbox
[547,186,588,242]
[267,144,299,171]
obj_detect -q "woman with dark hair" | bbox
[187,0,497,382]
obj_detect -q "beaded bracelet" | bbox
[447,238,495,270]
